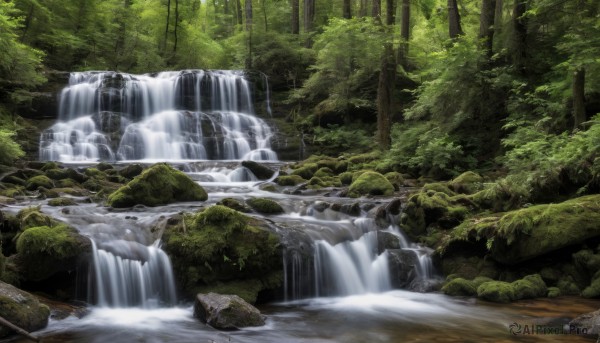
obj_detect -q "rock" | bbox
[449,171,483,194]
[25,175,54,191]
[570,309,600,335]
[442,278,477,296]
[314,167,334,178]
[339,172,353,185]
[0,196,16,205]
[47,197,78,207]
[511,274,547,300]
[194,293,265,330]
[118,164,144,179]
[387,249,419,289]
[16,225,91,282]
[217,198,252,213]
[547,287,561,298]
[0,281,50,338]
[276,175,306,186]
[477,281,515,303]
[291,163,318,180]
[348,171,395,198]
[241,161,275,180]
[384,172,405,190]
[246,198,284,214]
[107,163,208,207]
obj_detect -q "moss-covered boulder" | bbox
[314,167,334,178]
[17,206,58,230]
[291,163,318,180]
[217,198,252,213]
[339,172,354,185]
[547,287,561,298]
[107,163,208,207]
[26,175,54,191]
[0,281,50,338]
[511,274,547,300]
[449,171,483,195]
[246,198,284,214]
[441,278,477,296]
[477,281,515,303]
[16,225,90,282]
[241,161,275,180]
[275,175,306,186]
[119,164,144,179]
[348,171,394,198]
[442,195,600,265]
[163,205,282,303]
[384,172,405,190]
[47,197,78,206]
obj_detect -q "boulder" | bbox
[241,161,275,180]
[107,163,208,207]
[570,309,600,335]
[348,171,394,198]
[246,198,284,214]
[194,292,265,330]
[0,281,50,338]
[477,281,515,303]
[118,163,144,179]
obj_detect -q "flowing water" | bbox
[5,71,597,342]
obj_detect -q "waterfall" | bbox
[40,70,277,162]
[89,240,177,308]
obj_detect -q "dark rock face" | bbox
[0,281,50,338]
[570,309,600,335]
[194,293,265,330]
[241,161,275,180]
[387,249,420,289]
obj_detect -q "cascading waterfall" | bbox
[39,70,277,162]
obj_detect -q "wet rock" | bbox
[107,163,208,207]
[47,197,78,207]
[348,171,394,198]
[217,198,252,213]
[118,164,144,179]
[275,175,306,186]
[25,175,54,190]
[241,161,275,180]
[246,197,284,214]
[477,281,515,303]
[194,292,265,330]
[387,249,419,289]
[0,281,50,338]
[569,309,600,335]
[377,232,401,251]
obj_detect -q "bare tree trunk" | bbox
[343,0,352,19]
[262,0,268,31]
[291,0,299,34]
[573,67,586,129]
[245,0,253,69]
[359,0,367,17]
[164,0,171,52]
[397,0,409,67]
[372,0,381,21]
[377,0,396,150]
[494,0,503,51]
[479,0,496,56]
[173,0,179,53]
[512,0,528,71]
[448,0,463,39]
[236,0,243,25]
[303,0,315,46]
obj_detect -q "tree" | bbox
[572,68,585,129]
[245,0,253,68]
[511,0,527,71]
[291,0,299,34]
[448,0,463,39]
[376,0,396,150]
[343,0,352,19]
[479,0,496,56]
[397,0,410,67]
[303,0,315,45]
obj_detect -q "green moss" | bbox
[291,163,318,179]
[47,197,77,207]
[442,195,600,264]
[511,274,547,300]
[96,162,114,171]
[17,206,57,230]
[468,178,529,212]
[477,281,516,303]
[0,187,24,198]
[163,205,282,299]
[41,162,60,171]
[449,171,483,195]
[16,225,89,281]
[422,183,456,196]
[547,287,561,298]
[348,171,394,198]
[84,168,105,178]
[217,198,252,213]
[402,190,471,238]
[557,276,581,295]
[107,163,208,208]
[582,271,600,298]
[119,164,144,179]
[441,278,477,296]
[276,175,306,186]
[246,198,284,214]
[26,175,54,191]
[384,172,404,189]
[339,172,353,185]
[314,167,334,178]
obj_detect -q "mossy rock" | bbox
[2,175,26,186]
[17,207,58,230]
[241,161,275,180]
[441,278,477,296]
[547,287,561,298]
[84,168,105,178]
[511,274,547,300]
[41,162,60,171]
[582,271,600,298]
[314,167,334,178]
[477,281,515,303]
[45,168,88,183]
[348,171,394,198]
[246,198,284,214]
[384,172,404,190]
[291,163,318,180]
[26,175,54,191]
[163,205,282,301]
[449,171,483,195]
[442,195,600,265]
[275,175,305,186]
[0,187,24,198]
[119,164,144,179]
[0,281,50,338]
[96,162,114,171]
[422,183,456,196]
[402,190,471,238]
[16,225,90,282]
[339,172,353,185]
[107,163,208,208]
[557,276,582,295]
[47,197,78,207]
[217,198,252,213]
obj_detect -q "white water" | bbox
[40,70,277,162]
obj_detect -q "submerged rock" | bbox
[0,281,50,338]
[107,163,208,207]
[194,292,265,330]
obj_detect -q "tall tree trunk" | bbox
[494,0,503,51]
[359,0,367,17]
[479,0,496,57]
[291,0,299,34]
[245,0,253,69]
[343,0,352,19]
[448,0,463,39]
[397,0,409,66]
[165,0,171,52]
[262,0,268,31]
[173,0,179,53]
[20,3,35,42]
[303,0,315,46]
[376,0,396,150]
[573,67,586,129]
[511,0,527,71]
[372,0,381,21]
[236,0,243,25]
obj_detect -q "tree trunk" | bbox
[512,0,527,70]
[479,0,496,56]
[20,3,35,42]
[173,0,179,53]
[236,0,243,25]
[291,0,299,34]
[448,0,463,39]
[376,0,396,150]
[372,0,381,21]
[397,0,409,66]
[359,0,367,17]
[245,0,253,69]
[573,67,586,129]
[303,0,315,46]
[262,0,268,31]
[165,0,171,52]
[385,0,394,25]
[494,0,503,51]
[343,0,352,19]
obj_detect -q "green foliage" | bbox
[312,124,374,155]
[0,130,25,166]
